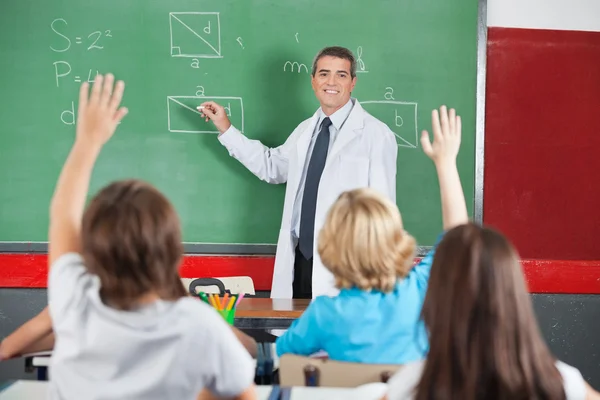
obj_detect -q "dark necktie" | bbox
[298,117,332,260]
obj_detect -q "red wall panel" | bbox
[484,27,600,259]
[1,254,599,294]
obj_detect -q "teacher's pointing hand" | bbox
[198,101,231,134]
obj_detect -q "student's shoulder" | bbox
[48,252,91,288]
[387,359,426,399]
[47,252,98,321]
[311,291,365,314]
[312,293,342,307]
[51,252,86,270]
[555,360,587,399]
[175,297,222,322]
[298,295,339,320]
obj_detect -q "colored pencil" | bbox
[221,293,229,310]
[234,292,245,308]
[226,296,236,311]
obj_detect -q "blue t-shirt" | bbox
[276,236,441,364]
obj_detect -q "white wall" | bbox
[487,0,600,32]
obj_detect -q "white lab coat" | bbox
[218,100,398,298]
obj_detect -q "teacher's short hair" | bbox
[318,188,416,292]
[311,46,357,78]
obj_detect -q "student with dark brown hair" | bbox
[385,223,600,400]
[0,75,257,400]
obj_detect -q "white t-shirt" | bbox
[387,359,587,400]
[47,253,255,400]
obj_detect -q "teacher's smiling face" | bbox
[311,55,357,116]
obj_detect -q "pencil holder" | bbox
[217,308,236,325]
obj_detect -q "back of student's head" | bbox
[318,188,416,292]
[416,222,564,400]
[81,179,186,310]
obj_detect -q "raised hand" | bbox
[420,105,461,167]
[75,73,128,148]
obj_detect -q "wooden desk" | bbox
[234,298,310,330]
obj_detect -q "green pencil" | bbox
[199,292,210,305]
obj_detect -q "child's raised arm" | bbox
[421,106,468,231]
[48,75,128,267]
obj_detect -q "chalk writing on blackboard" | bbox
[53,61,99,87]
[361,100,419,148]
[61,102,75,125]
[169,12,222,58]
[283,61,308,74]
[166,96,245,134]
[356,46,368,74]
[50,18,112,53]
[385,87,395,100]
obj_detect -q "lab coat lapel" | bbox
[327,101,365,161]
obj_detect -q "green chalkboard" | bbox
[0,0,479,247]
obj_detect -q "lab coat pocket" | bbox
[337,156,369,192]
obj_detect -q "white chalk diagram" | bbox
[167,96,244,134]
[283,61,309,73]
[356,46,368,74]
[361,101,419,148]
[169,12,222,58]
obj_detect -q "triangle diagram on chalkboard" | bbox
[360,101,419,148]
[169,12,222,58]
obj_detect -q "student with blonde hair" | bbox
[274,106,469,363]
[0,75,257,400]
[384,223,600,399]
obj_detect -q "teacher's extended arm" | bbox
[199,101,296,184]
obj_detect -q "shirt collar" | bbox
[317,98,354,131]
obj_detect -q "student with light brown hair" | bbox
[274,105,469,364]
[0,75,257,400]
[318,188,417,293]
[385,223,600,400]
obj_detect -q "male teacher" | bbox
[199,46,397,299]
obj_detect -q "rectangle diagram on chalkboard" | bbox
[167,96,244,134]
[169,12,222,58]
[361,101,419,148]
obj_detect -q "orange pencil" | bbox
[211,294,220,310]
[221,293,229,310]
